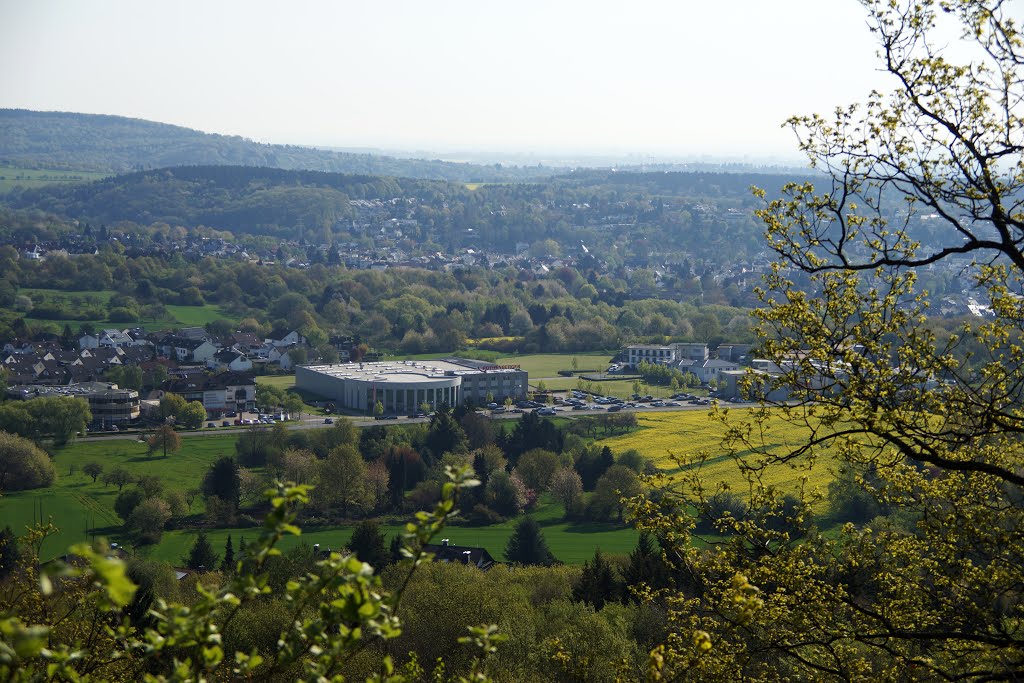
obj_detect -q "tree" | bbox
[159,393,187,420]
[114,488,146,522]
[0,525,20,579]
[221,535,235,573]
[621,532,672,601]
[178,401,207,430]
[202,456,241,509]
[184,530,219,571]
[128,498,171,544]
[0,431,56,491]
[424,406,467,463]
[315,445,369,516]
[573,548,620,611]
[147,424,181,459]
[635,2,1024,679]
[588,465,641,523]
[513,448,560,491]
[2,397,92,447]
[483,470,527,518]
[103,466,133,491]
[82,461,103,483]
[504,517,556,566]
[346,520,390,571]
[549,467,583,518]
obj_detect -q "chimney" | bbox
[441,539,449,546]
[462,550,471,565]
[313,543,320,555]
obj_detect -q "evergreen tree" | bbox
[202,456,241,509]
[573,548,620,610]
[184,531,219,571]
[621,532,672,602]
[0,525,19,579]
[346,520,390,572]
[424,406,467,463]
[504,517,556,566]
[220,534,235,573]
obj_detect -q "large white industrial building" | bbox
[295,358,528,414]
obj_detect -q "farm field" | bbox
[596,409,837,499]
[0,165,108,193]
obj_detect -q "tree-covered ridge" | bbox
[0,109,559,182]
[3,164,786,260]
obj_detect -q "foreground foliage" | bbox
[632,1,1024,680]
[0,468,506,682]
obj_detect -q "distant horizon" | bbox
[1,1,892,162]
[3,106,811,170]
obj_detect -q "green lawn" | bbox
[164,304,237,327]
[495,353,613,378]
[256,375,296,391]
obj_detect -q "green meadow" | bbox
[0,165,108,193]
[2,430,639,565]
[19,287,238,331]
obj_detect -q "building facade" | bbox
[295,358,528,414]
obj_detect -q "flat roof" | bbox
[300,358,523,385]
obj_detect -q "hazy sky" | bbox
[1,1,895,160]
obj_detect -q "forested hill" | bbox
[4,165,801,261]
[0,109,557,182]
[3,166,450,239]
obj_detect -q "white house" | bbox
[207,349,253,372]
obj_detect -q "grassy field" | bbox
[19,288,237,331]
[596,409,837,500]
[3,429,637,565]
[256,375,296,391]
[0,166,108,193]
[0,435,240,561]
[144,494,637,566]
[495,353,613,378]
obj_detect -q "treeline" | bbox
[0,239,756,354]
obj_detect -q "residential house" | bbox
[422,539,495,570]
[158,336,219,364]
[207,349,253,373]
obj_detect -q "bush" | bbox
[0,431,56,491]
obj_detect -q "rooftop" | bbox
[300,358,523,385]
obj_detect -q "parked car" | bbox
[323,417,334,424]
[222,420,231,426]
[207,422,216,428]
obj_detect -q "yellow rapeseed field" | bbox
[596,408,838,499]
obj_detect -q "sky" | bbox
[0,1,897,162]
